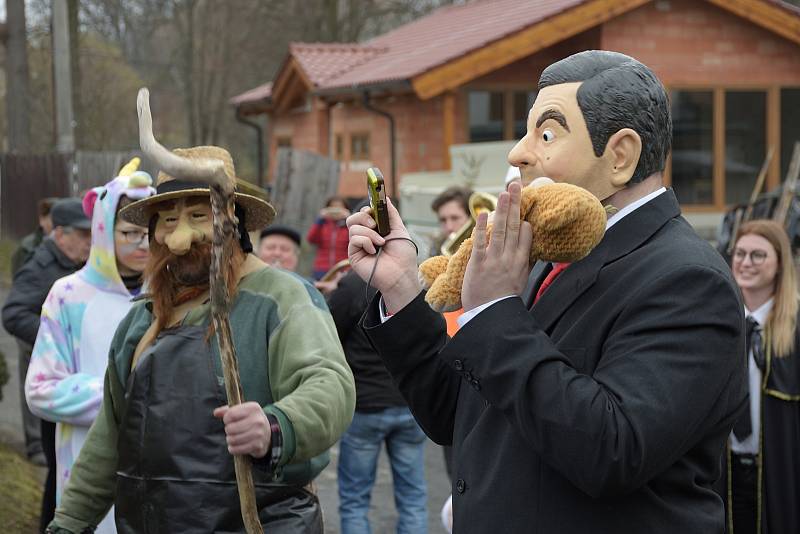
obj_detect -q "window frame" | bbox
[350,132,371,161]
[667,84,783,212]
[463,85,538,143]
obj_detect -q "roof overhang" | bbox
[270,56,314,113]
[410,0,651,100]
[410,0,800,100]
[704,0,800,47]
[314,80,414,101]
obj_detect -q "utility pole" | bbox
[4,0,32,152]
[52,0,75,154]
[52,0,77,194]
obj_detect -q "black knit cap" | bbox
[259,225,301,247]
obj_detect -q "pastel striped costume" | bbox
[25,171,154,534]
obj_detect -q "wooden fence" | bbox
[0,153,71,240]
[0,151,157,240]
[270,147,340,233]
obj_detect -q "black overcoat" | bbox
[717,314,800,533]
[363,190,748,534]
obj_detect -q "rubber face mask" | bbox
[507,82,629,202]
[153,197,214,255]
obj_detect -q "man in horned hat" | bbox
[46,146,355,534]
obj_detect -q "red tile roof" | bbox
[229,82,273,106]
[232,0,587,104]
[289,43,387,87]
[231,0,800,105]
[328,0,586,89]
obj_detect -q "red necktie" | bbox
[534,262,570,303]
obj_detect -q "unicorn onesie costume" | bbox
[26,165,154,534]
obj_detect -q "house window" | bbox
[671,90,714,205]
[781,88,800,179]
[351,133,370,160]
[513,91,537,139]
[725,91,766,205]
[335,134,344,160]
[468,91,504,142]
[669,87,798,209]
[468,89,536,143]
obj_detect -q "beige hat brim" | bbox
[119,189,276,231]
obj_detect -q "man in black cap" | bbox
[2,197,91,532]
[257,224,302,272]
[9,196,60,467]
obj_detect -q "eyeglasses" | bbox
[116,229,149,244]
[732,248,768,265]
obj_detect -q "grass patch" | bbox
[0,442,42,533]
[0,239,17,285]
[0,349,8,402]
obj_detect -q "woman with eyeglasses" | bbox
[718,219,800,534]
[25,165,155,534]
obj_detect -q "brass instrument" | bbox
[319,258,351,282]
[440,191,498,256]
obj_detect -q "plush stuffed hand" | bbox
[419,178,607,312]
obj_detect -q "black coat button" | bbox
[471,379,481,391]
[464,371,473,381]
[454,359,464,371]
[456,478,466,493]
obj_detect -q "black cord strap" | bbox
[365,237,419,307]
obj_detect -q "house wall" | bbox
[468,28,602,88]
[602,0,800,86]
[289,92,452,198]
[268,92,452,198]
[268,97,329,177]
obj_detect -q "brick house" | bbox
[232,0,800,232]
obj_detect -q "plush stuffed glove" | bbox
[419,178,607,312]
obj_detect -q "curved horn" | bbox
[137,88,232,193]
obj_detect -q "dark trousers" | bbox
[731,453,758,534]
[39,420,56,533]
[17,339,42,457]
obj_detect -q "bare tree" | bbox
[3,0,32,152]
[15,0,457,165]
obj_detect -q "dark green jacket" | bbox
[52,266,355,533]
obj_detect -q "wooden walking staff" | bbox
[136,88,263,534]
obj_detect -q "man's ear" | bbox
[605,128,642,187]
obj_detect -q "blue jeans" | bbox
[338,407,428,534]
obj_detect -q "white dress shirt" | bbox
[729,298,772,454]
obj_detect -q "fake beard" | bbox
[144,240,242,334]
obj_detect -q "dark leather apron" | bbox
[115,325,323,533]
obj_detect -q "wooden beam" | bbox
[714,88,726,208]
[443,91,456,169]
[411,0,650,100]
[503,91,514,141]
[767,86,780,190]
[271,57,312,112]
[704,0,800,47]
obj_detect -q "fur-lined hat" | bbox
[119,146,275,231]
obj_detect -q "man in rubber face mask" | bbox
[344,51,746,534]
[47,146,355,534]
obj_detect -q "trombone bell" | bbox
[440,192,497,256]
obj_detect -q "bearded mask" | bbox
[143,229,243,335]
